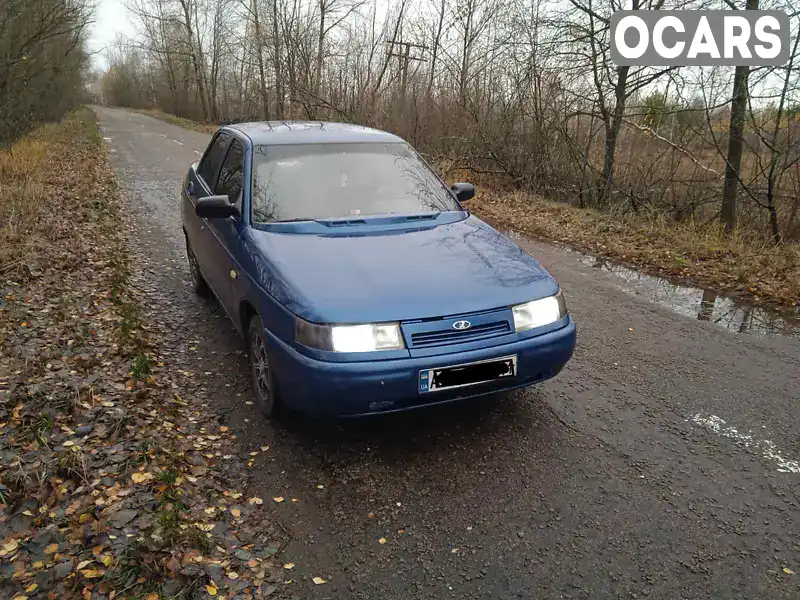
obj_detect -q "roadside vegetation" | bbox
[0,110,283,599]
[130,106,800,309]
[476,189,800,309]
[96,0,800,309]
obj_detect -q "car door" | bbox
[207,136,247,317]
[186,130,232,291]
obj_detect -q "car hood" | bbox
[245,215,559,323]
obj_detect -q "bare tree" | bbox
[98,0,800,244]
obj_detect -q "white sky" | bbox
[89,0,137,69]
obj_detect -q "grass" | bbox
[0,112,100,277]
[132,353,153,380]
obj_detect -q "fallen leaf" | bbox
[312,576,327,585]
[248,497,263,505]
[219,426,229,432]
[81,568,104,578]
[206,584,218,596]
[316,484,324,489]
[11,596,27,600]
[2,539,19,554]
[145,594,159,600]
[100,555,112,567]
[378,537,387,544]
[227,571,239,579]
[77,560,92,569]
[44,543,59,554]
[784,567,794,575]
[131,472,153,484]
[260,445,269,451]
[273,496,284,503]
[204,507,217,515]
[230,508,241,518]
[25,584,38,593]
[283,563,295,570]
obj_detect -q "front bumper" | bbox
[265,317,576,416]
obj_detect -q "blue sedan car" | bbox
[181,122,576,417]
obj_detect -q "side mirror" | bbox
[196,195,239,219]
[451,182,476,203]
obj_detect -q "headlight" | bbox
[295,318,405,352]
[511,291,568,332]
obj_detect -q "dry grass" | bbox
[473,190,800,309]
[131,108,219,134]
[0,112,102,278]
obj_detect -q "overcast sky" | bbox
[89,0,137,69]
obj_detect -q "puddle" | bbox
[504,229,799,340]
[578,254,799,339]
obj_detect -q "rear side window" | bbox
[215,139,244,202]
[198,131,231,187]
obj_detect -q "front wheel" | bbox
[248,315,280,417]
[186,238,210,297]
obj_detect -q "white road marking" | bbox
[173,140,184,145]
[160,134,167,138]
[194,150,201,155]
[690,413,799,473]
[103,137,112,141]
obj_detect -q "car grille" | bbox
[410,321,511,348]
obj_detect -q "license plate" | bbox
[419,355,517,393]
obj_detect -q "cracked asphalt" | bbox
[94,105,800,600]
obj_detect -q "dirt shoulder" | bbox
[0,110,282,600]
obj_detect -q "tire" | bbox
[186,238,210,297]
[247,315,280,417]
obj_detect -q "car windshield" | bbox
[250,142,461,222]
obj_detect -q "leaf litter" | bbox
[0,111,285,599]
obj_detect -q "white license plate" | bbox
[418,355,517,393]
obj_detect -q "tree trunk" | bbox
[179,0,209,121]
[721,0,758,233]
[252,0,271,120]
[313,0,326,116]
[721,64,749,233]
[272,0,284,118]
[427,0,445,98]
[599,65,629,206]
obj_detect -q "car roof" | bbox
[226,121,404,145]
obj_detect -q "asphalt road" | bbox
[94,106,800,600]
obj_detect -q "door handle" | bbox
[186,180,195,195]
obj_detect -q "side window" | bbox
[215,139,244,203]
[197,131,232,188]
